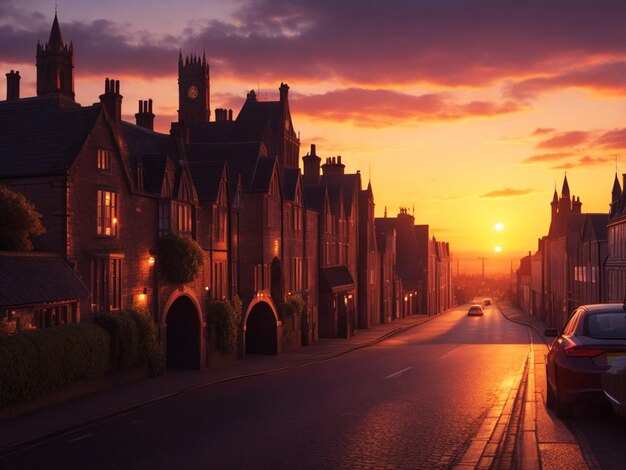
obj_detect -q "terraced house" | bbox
[0,14,455,368]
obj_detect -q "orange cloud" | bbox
[481,188,536,198]
[535,131,590,149]
[531,128,555,136]
[551,155,609,170]
[596,128,626,150]
[522,152,571,164]
[291,89,524,127]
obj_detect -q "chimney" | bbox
[247,89,257,101]
[228,109,233,121]
[135,99,155,131]
[279,83,289,102]
[99,78,123,124]
[6,70,20,101]
[322,155,345,177]
[302,143,321,185]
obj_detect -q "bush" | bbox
[0,323,110,407]
[0,307,165,409]
[207,296,242,354]
[282,295,305,319]
[93,307,164,376]
[92,311,140,371]
[157,232,204,284]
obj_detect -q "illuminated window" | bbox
[91,256,123,312]
[172,202,193,237]
[97,190,118,236]
[97,149,111,170]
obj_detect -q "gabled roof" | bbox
[283,168,300,201]
[0,95,99,178]
[581,213,609,242]
[188,160,227,204]
[186,141,266,193]
[320,173,361,216]
[250,156,277,193]
[228,96,282,143]
[0,252,90,307]
[303,185,328,214]
[121,122,179,194]
[326,183,344,217]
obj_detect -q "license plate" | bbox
[607,353,626,365]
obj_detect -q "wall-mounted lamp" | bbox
[148,256,155,267]
[404,296,408,302]
[113,217,118,225]
[205,286,210,292]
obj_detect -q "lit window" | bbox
[97,149,111,170]
[97,190,118,236]
[91,256,123,312]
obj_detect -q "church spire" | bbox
[36,13,75,100]
[48,13,64,50]
[561,173,570,199]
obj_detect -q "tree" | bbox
[156,232,204,284]
[0,186,45,251]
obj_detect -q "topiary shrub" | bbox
[156,232,204,284]
[92,311,139,371]
[207,296,242,354]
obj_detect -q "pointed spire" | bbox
[561,173,570,199]
[612,172,621,202]
[48,12,64,50]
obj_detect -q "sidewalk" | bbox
[498,302,591,470]
[0,314,435,457]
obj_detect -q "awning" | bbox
[321,265,355,293]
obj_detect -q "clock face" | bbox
[187,85,199,100]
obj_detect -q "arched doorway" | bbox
[245,301,278,355]
[165,296,200,369]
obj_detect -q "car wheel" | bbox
[546,378,555,410]
[554,381,573,418]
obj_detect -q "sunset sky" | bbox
[2,0,626,269]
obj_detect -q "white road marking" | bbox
[67,434,92,443]
[437,346,461,360]
[384,367,412,379]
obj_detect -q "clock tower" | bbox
[178,51,210,124]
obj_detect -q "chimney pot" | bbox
[6,70,20,101]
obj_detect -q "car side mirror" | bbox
[544,328,559,337]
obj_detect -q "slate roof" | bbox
[0,252,90,307]
[581,213,609,241]
[186,142,273,194]
[283,168,300,201]
[0,95,100,178]
[320,173,361,216]
[121,122,178,194]
[188,160,226,203]
[228,97,282,143]
[303,185,327,214]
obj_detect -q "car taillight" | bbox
[563,345,605,357]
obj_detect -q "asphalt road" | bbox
[1,305,532,470]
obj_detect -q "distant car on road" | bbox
[467,304,484,316]
[483,299,491,306]
[545,303,626,418]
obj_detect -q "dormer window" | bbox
[97,149,111,170]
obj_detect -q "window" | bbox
[214,206,227,242]
[97,190,118,236]
[34,304,77,328]
[159,201,170,236]
[91,256,123,312]
[97,149,111,170]
[172,202,193,237]
[212,262,225,299]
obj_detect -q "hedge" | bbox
[0,307,164,409]
[0,323,110,407]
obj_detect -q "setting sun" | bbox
[494,223,504,231]
[494,246,503,253]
